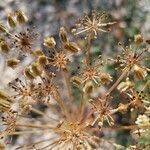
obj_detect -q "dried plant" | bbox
[0,10,149,150]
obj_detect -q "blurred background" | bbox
[0,0,149,148]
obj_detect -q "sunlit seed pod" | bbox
[133,65,147,80]
[0,90,11,112]
[24,67,35,80]
[0,90,9,100]
[64,42,80,53]
[70,76,82,87]
[100,73,112,83]
[0,23,7,33]
[0,98,11,112]
[38,56,48,66]
[44,36,56,48]
[15,10,28,24]
[59,27,68,44]
[62,67,68,73]
[134,34,143,45]
[7,58,20,68]
[117,103,128,113]
[34,49,44,56]
[0,41,10,53]
[7,15,17,28]
[117,78,134,92]
[31,63,42,76]
[83,81,93,93]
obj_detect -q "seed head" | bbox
[73,10,116,38]
[14,28,38,53]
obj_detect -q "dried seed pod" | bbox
[0,41,10,53]
[44,36,56,48]
[133,65,147,80]
[31,63,42,76]
[0,98,11,112]
[24,67,35,80]
[0,90,9,100]
[0,90,11,112]
[117,103,129,113]
[62,67,68,73]
[34,49,44,56]
[64,42,80,53]
[7,58,20,68]
[16,10,28,24]
[7,15,17,28]
[59,27,68,44]
[134,34,143,45]
[100,73,112,84]
[117,78,134,92]
[70,76,82,87]
[38,56,48,66]
[0,23,7,33]
[83,81,93,93]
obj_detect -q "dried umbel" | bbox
[72,10,116,38]
[0,9,149,150]
[13,28,38,53]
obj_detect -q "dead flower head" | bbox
[72,10,116,38]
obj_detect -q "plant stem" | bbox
[30,107,57,121]
[62,70,73,102]
[104,67,130,97]
[16,123,53,129]
[86,33,92,65]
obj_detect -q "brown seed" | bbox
[0,23,7,33]
[134,34,143,45]
[83,81,93,93]
[64,42,80,53]
[38,56,48,66]
[24,67,35,80]
[7,15,17,28]
[34,49,44,56]
[16,10,28,24]
[0,41,11,53]
[7,58,20,68]
[70,76,82,86]
[31,63,42,76]
[59,27,68,44]
[44,36,56,48]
